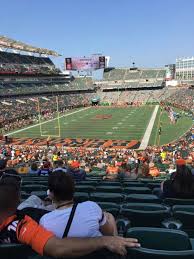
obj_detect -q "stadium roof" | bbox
[0,35,60,56]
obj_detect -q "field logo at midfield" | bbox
[93,114,112,120]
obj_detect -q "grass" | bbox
[149,108,193,145]
[8,106,193,145]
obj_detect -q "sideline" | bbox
[5,107,90,136]
[139,105,159,150]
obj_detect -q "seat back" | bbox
[98,202,120,217]
[74,192,89,202]
[96,186,122,193]
[123,187,152,194]
[0,244,33,259]
[173,208,194,237]
[125,194,161,203]
[126,227,192,251]
[164,198,194,206]
[127,247,194,259]
[90,192,123,203]
[75,185,96,193]
[122,204,170,227]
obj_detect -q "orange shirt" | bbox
[0,215,54,255]
[106,166,119,174]
[149,167,160,177]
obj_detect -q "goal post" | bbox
[37,96,61,138]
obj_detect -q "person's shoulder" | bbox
[78,201,100,210]
[39,209,57,223]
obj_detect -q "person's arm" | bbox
[18,215,140,258]
[44,235,140,257]
[100,212,118,236]
[161,181,164,191]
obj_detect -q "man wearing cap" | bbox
[66,160,86,181]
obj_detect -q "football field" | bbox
[6,105,193,148]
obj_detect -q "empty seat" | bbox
[96,186,122,193]
[147,182,161,189]
[172,205,194,237]
[0,244,33,259]
[98,202,120,217]
[123,182,145,187]
[21,185,47,193]
[126,227,194,259]
[125,194,161,203]
[99,182,121,186]
[164,198,194,206]
[74,192,89,202]
[75,181,97,186]
[123,187,152,194]
[90,192,123,203]
[121,203,170,227]
[75,185,95,193]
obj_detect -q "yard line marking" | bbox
[139,105,159,150]
[6,107,90,136]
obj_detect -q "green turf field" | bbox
[149,108,193,146]
[7,106,193,145]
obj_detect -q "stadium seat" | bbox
[121,203,170,228]
[122,182,145,187]
[21,185,47,193]
[90,192,123,203]
[126,227,194,259]
[125,194,161,203]
[95,186,122,193]
[123,187,152,194]
[75,185,96,193]
[147,182,161,190]
[172,205,194,237]
[97,202,120,217]
[164,198,194,206]
[0,244,33,259]
[74,192,89,202]
[75,181,97,186]
[126,227,192,250]
[98,182,122,186]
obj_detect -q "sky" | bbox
[1,0,194,69]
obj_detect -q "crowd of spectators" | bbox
[0,124,193,180]
[1,94,92,133]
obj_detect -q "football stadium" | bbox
[1,1,194,259]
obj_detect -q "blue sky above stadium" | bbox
[1,0,194,69]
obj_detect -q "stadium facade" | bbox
[176,56,194,82]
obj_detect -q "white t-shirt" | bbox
[39,201,106,238]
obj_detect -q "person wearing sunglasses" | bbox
[0,176,140,258]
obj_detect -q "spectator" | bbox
[40,171,118,237]
[28,162,40,175]
[0,159,7,174]
[161,165,194,199]
[39,160,52,176]
[0,176,140,257]
[66,161,86,181]
[105,162,119,180]
[53,160,67,173]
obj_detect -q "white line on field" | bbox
[139,105,159,150]
[5,107,90,136]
